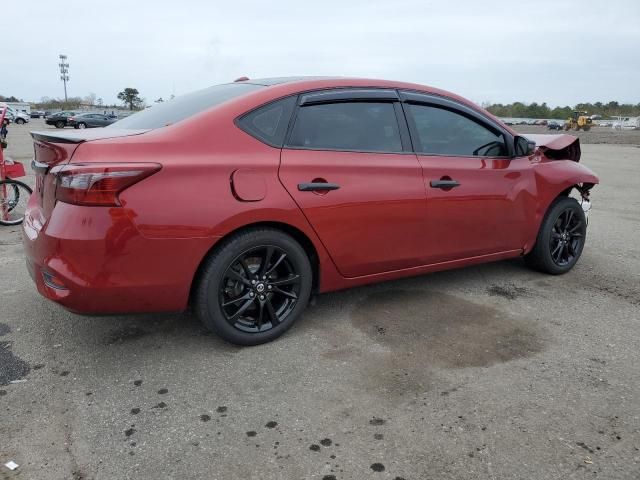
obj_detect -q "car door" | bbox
[88,113,104,127]
[96,115,110,127]
[279,90,428,278]
[401,92,535,263]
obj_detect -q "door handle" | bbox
[298,182,340,192]
[430,179,460,189]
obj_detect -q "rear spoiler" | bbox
[524,134,581,162]
[30,128,149,144]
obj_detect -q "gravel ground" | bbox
[0,119,639,479]
[513,124,640,146]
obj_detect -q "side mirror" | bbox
[515,136,536,156]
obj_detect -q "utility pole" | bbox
[59,54,70,102]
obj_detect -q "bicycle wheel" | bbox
[0,179,32,226]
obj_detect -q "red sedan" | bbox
[23,77,598,345]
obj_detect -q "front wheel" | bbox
[77,122,87,129]
[195,228,313,345]
[55,121,65,129]
[0,179,33,226]
[525,197,587,274]
[15,118,25,125]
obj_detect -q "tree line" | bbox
[6,91,640,118]
[484,101,640,119]
[2,88,147,111]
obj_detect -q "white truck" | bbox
[612,116,640,130]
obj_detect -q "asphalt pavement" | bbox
[1,120,639,479]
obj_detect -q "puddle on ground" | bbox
[0,323,10,336]
[487,283,531,300]
[104,326,149,345]
[0,323,31,386]
[351,289,545,369]
[335,289,546,396]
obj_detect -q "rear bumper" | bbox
[22,198,218,314]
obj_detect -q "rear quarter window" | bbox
[236,96,297,147]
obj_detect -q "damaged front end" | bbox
[525,133,582,162]
[526,133,596,222]
[575,182,595,222]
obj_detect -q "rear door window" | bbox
[287,102,403,153]
[407,104,507,157]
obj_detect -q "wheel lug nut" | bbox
[249,292,254,297]
[259,295,265,300]
[267,285,272,290]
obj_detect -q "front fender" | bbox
[524,160,599,253]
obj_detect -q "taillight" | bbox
[51,163,161,206]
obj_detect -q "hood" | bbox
[525,133,581,162]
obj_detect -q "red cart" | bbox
[0,106,32,225]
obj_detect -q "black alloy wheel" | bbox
[549,207,584,267]
[196,228,312,345]
[525,196,587,274]
[220,245,301,333]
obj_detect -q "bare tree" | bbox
[84,92,97,106]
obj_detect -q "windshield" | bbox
[110,83,264,129]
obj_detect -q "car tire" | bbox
[77,123,87,129]
[524,196,587,275]
[55,121,65,129]
[15,118,25,125]
[195,228,312,345]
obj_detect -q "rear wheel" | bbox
[524,197,587,274]
[77,122,87,129]
[55,121,65,129]
[195,228,312,345]
[0,179,32,226]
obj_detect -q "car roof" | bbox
[235,76,476,108]
[242,76,338,86]
[227,76,506,123]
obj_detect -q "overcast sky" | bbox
[4,0,639,107]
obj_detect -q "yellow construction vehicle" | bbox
[564,111,593,131]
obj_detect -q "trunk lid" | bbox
[30,128,149,218]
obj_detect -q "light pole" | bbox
[59,54,70,102]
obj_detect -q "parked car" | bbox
[45,111,77,128]
[13,111,30,124]
[23,77,599,345]
[67,113,118,129]
[30,110,46,118]
[0,105,29,124]
[547,121,563,130]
